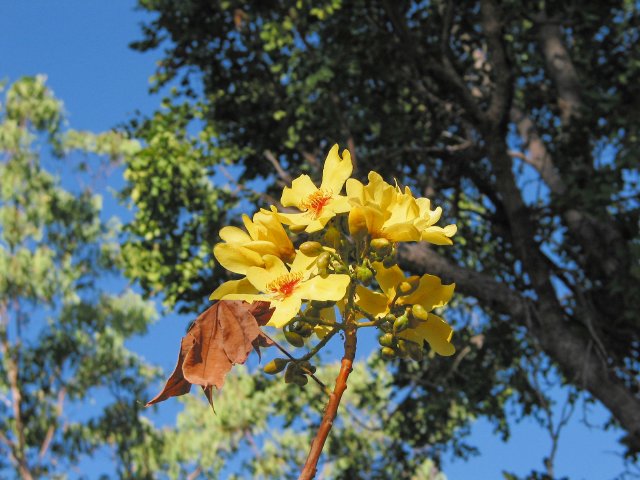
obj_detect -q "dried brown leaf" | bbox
[145,300,274,408]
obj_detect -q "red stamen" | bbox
[267,272,303,298]
[301,189,333,218]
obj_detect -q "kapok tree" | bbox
[147,145,457,479]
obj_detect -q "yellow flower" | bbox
[354,262,456,356]
[346,171,456,245]
[273,145,353,233]
[414,198,457,245]
[214,210,295,274]
[210,253,350,328]
[347,172,419,242]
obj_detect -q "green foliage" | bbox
[121,100,241,312]
[128,0,640,469]
[0,76,159,478]
[139,361,447,480]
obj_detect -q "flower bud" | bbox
[378,333,394,347]
[292,374,309,386]
[263,358,288,374]
[331,260,348,274]
[382,255,397,268]
[299,241,323,256]
[348,207,368,237]
[370,238,392,256]
[411,304,429,321]
[383,313,396,324]
[355,266,373,285]
[293,322,314,337]
[284,330,304,347]
[393,314,410,333]
[298,361,316,375]
[289,224,307,233]
[397,279,419,296]
[381,346,396,360]
[317,251,331,270]
[284,363,300,383]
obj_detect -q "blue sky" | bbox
[1,1,633,479]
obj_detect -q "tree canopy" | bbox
[0,76,159,478]
[124,0,640,468]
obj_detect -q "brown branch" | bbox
[535,16,582,123]
[38,386,66,461]
[480,0,513,130]
[397,244,526,318]
[298,324,357,480]
[0,301,33,480]
[264,150,293,184]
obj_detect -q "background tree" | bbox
[124,0,640,475]
[0,76,160,478]
[136,359,447,480]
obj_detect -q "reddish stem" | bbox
[298,325,357,480]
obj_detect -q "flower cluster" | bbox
[211,144,457,376]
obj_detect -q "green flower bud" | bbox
[356,266,373,285]
[292,375,309,386]
[411,304,429,321]
[383,313,396,324]
[284,330,304,347]
[381,346,396,360]
[317,251,331,270]
[378,333,394,347]
[370,238,392,256]
[284,363,300,383]
[298,361,316,375]
[299,241,323,255]
[292,321,314,337]
[393,314,410,333]
[331,260,348,274]
[263,358,288,374]
[382,256,397,268]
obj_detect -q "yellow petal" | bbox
[327,194,351,214]
[295,274,350,301]
[267,296,302,328]
[383,222,420,242]
[281,175,317,208]
[420,226,455,245]
[398,313,455,356]
[355,285,389,317]
[320,145,353,194]
[346,178,364,203]
[219,226,251,243]
[290,250,317,276]
[214,243,264,274]
[304,214,334,233]
[246,255,289,291]
[399,275,455,311]
[373,262,405,299]
[209,278,260,300]
[314,306,336,339]
[241,214,258,239]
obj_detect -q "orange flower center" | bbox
[267,272,303,298]
[301,189,333,218]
